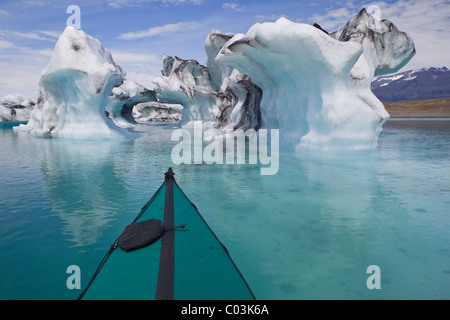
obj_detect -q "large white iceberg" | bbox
[19,27,132,139]
[217,9,415,150]
[154,9,415,151]
[14,9,414,149]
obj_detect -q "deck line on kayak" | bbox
[155,168,175,300]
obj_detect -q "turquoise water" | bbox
[1,120,449,300]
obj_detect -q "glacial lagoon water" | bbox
[1,120,450,300]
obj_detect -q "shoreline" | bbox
[3,97,450,127]
[387,118,450,121]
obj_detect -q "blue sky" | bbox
[0,0,449,98]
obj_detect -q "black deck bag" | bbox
[117,219,164,252]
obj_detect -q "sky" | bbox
[0,0,449,98]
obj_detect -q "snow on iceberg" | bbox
[329,9,415,129]
[106,80,157,128]
[154,54,228,127]
[216,9,415,151]
[18,26,132,139]
[133,102,182,123]
[205,31,262,131]
[0,94,35,122]
[154,30,262,130]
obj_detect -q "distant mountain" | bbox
[371,67,450,102]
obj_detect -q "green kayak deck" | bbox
[79,168,255,300]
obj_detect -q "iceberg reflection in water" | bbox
[0,121,450,299]
[38,140,128,247]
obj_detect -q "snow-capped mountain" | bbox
[371,67,450,102]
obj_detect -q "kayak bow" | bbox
[79,168,255,300]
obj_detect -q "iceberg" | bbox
[154,54,222,126]
[18,26,132,139]
[216,9,415,150]
[106,80,157,128]
[205,31,262,131]
[133,102,182,123]
[329,9,416,130]
[154,30,262,130]
[12,8,414,149]
[0,94,35,122]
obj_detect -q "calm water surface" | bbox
[0,120,449,299]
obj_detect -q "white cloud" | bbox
[308,0,450,70]
[0,36,57,97]
[110,50,159,64]
[118,21,201,40]
[0,30,59,43]
[109,49,162,88]
[36,30,62,39]
[255,14,289,22]
[107,0,204,8]
[309,7,354,31]
[161,0,204,4]
[222,2,244,12]
[107,0,134,7]
[0,60,43,98]
[126,71,160,89]
[0,40,16,50]
[21,0,46,5]
[35,48,54,57]
[379,0,450,69]
[0,9,10,16]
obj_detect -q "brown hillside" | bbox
[383,97,450,118]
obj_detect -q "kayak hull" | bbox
[80,169,255,300]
